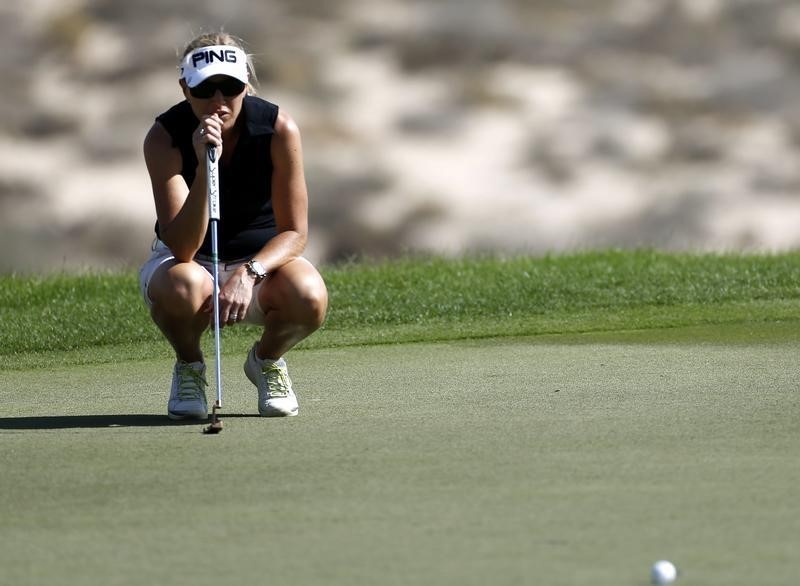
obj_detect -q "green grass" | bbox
[2,330,798,585]
[2,251,800,585]
[2,250,800,368]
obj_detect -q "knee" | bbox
[272,269,327,331]
[151,262,211,314]
[295,276,328,330]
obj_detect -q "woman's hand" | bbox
[204,267,256,327]
[193,114,223,163]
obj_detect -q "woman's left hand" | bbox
[205,267,254,327]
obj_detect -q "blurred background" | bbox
[2,0,800,273]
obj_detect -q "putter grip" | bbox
[206,144,220,221]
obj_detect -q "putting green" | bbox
[1,323,798,585]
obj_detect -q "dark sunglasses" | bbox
[189,77,246,99]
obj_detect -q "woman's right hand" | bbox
[193,114,223,162]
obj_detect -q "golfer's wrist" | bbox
[237,266,257,285]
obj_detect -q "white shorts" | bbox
[139,240,267,326]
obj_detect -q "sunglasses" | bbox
[189,77,246,99]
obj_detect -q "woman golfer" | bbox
[139,32,328,419]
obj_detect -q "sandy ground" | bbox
[3,0,800,273]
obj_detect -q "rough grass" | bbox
[1,250,799,369]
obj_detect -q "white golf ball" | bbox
[651,560,678,584]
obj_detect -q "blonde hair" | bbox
[181,31,258,94]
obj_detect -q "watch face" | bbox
[250,260,267,277]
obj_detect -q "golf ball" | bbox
[651,560,677,584]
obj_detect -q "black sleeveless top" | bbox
[154,95,279,260]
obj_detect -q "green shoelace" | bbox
[177,364,207,400]
[261,364,292,398]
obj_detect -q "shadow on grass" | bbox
[0,414,263,430]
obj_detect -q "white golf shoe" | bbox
[167,361,208,420]
[244,343,299,417]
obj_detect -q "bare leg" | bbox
[148,260,213,363]
[255,258,328,360]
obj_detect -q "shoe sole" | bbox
[258,408,299,417]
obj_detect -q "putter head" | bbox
[202,419,223,434]
[202,403,223,434]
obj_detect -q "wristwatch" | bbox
[244,259,268,283]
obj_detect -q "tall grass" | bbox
[1,251,799,367]
[323,251,800,326]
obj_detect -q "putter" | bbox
[203,143,224,435]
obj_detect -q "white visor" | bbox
[180,45,249,88]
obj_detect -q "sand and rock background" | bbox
[3,0,800,273]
